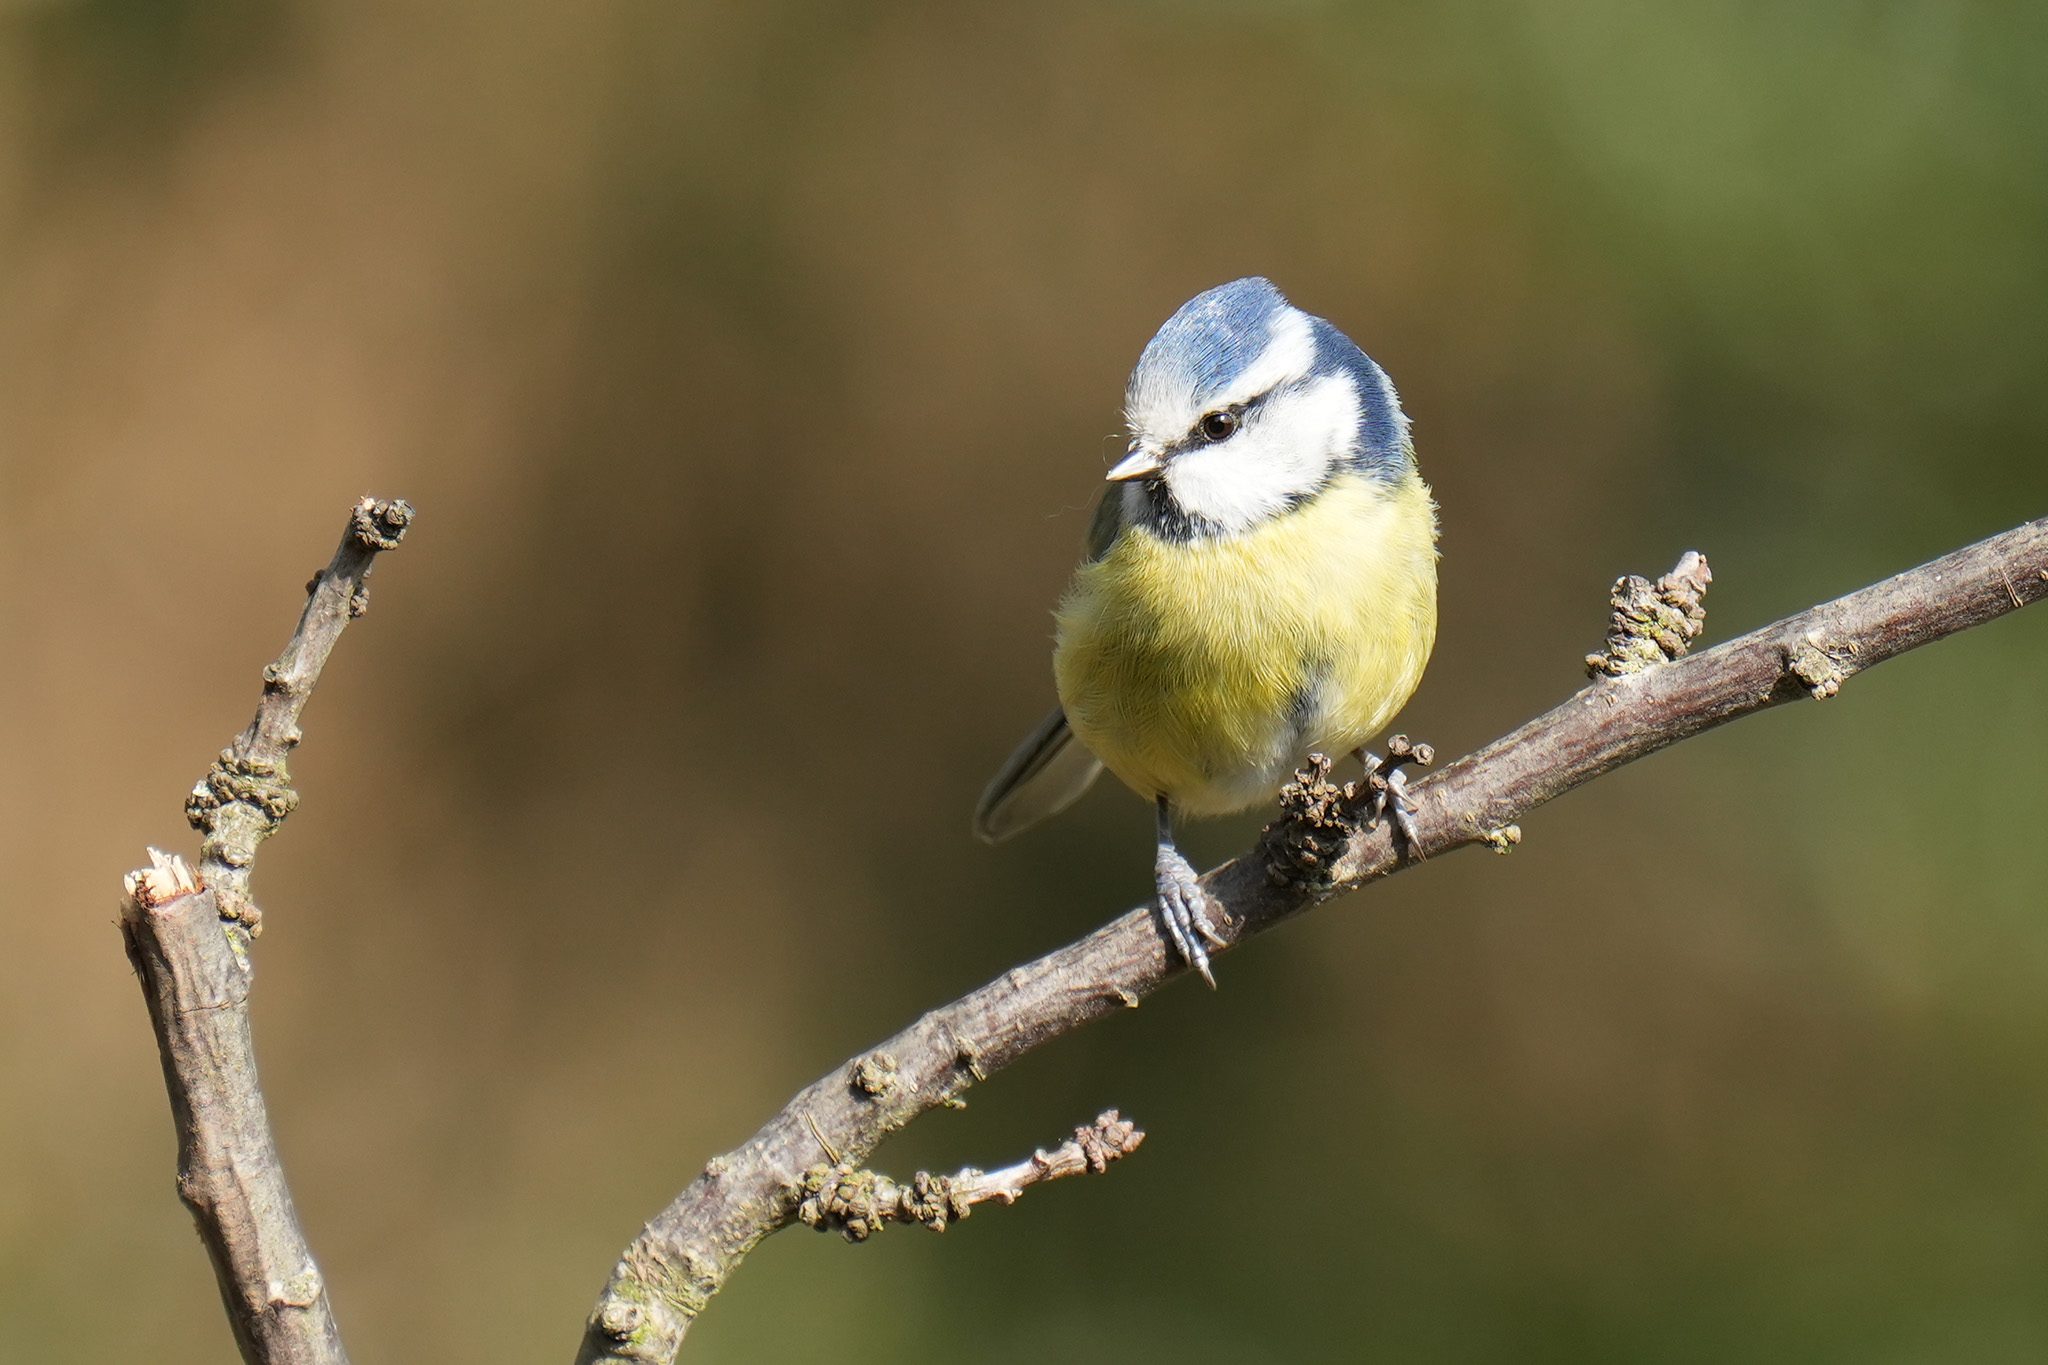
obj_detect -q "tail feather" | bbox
[973,708,1104,843]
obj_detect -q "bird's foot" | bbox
[1355,735,1434,858]
[1155,845,1225,989]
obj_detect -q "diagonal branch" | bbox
[578,515,2048,1364]
[122,497,413,1365]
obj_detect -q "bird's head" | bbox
[1111,277,1411,538]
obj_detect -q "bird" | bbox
[974,277,1439,986]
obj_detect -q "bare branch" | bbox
[123,497,412,1365]
[577,515,2048,1364]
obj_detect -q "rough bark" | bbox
[121,497,413,1365]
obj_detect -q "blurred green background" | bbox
[4,3,2046,1361]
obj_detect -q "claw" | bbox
[1156,846,1218,988]
[1382,768,1422,852]
[1354,735,1434,859]
[1151,795,1227,986]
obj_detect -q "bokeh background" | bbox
[5,3,2047,1361]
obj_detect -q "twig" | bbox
[122,497,412,1365]
[184,497,415,931]
[794,1108,1144,1242]
[577,515,2048,1364]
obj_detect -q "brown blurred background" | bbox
[5,3,2047,1361]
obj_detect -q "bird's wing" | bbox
[1083,486,1126,562]
[973,706,1104,844]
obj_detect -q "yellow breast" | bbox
[1053,471,1438,816]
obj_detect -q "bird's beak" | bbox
[1105,447,1165,482]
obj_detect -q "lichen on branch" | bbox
[1586,549,1712,678]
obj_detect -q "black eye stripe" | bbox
[1182,387,1279,447]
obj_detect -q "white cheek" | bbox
[1163,375,1360,533]
[1163,440,1302,532]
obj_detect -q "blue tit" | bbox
[975,277,1439,985]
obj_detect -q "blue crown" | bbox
[1132,277,1410,477]
[1130,277,1291,407]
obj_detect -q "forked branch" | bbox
[121,497,412,1365]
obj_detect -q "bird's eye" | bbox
[1198,410,1238,442]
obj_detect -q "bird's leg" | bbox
[1154,795,1224,988]
[1353,735,1435,858]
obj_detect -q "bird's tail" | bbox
[973,707,1104,843]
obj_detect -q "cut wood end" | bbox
[122,848,203,911]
